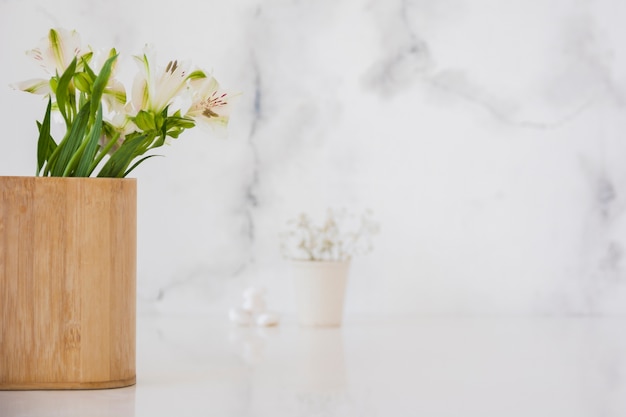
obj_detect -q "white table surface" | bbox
[1,315,625,417]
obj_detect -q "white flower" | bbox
[281,209,379,261]
[131,48,206,114]
[29,28,85,75]
[11,78,51,95]
[12,28,87,95]
[185,76,233,135]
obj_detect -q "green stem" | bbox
[87,132,121,175]
[61,134,90,176]
[43,131,70,175]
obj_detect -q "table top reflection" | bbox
[1,315,626,417]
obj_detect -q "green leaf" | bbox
[36,99,53,175]
[55,57,77,125]
[134,110,155,131]
[123,154,162,177]
[78,91,88,109]
[155,111,165,132]
[158,107,168,139]
[167,116,195,130]
[102,121,116,139]
[81,59,96,81]
[36,121,57,153]
[166,128,184,139]
[90,51,118,118]
[74,103,104,177]
[73,72,92,93]
[50,101,90,177]
[147,107,170,149]
[152,134,166,149]
[97,134,149,178]
[88,133,120,174]
[49,78,58,94]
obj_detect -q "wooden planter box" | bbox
[0,176,136,390]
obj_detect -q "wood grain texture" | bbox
[0,177,136,390]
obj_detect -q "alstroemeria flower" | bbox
[12,28,87,95]
[131,48,206,115]
[185,76,232,134]
[29,28,85,75]
[103,78,127,114]
[14,27,238,178]
[12,78,51,95]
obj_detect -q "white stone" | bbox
[241,286,268,314]
[228,307,252,326]
[241,297,267,314]
[256,312,280,327]
[243,286,267,300]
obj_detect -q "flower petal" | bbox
[131,72,149,115]
[103,79,127,113]
[11,78,51,95]
[27,28,84,75]
[185,76,236,135]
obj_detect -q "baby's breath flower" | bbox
[280,209,379,261]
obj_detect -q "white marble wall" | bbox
[1,0,626,316]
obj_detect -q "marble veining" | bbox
[362,0,432,97]
[1,0,626,315]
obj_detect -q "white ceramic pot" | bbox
[290,260,351,327]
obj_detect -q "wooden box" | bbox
[0,177,136,389]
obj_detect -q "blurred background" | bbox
[1,0,626,317]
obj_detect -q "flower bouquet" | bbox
[13,28,233,177]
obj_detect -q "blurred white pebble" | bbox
[243,287,266,299]
[228,307,253,326]
[229,286,280,327]
[242,296,267,314]
[256,312,280,327]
